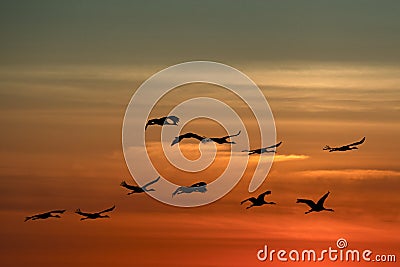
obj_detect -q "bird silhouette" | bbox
[296,191,334,214]
[323,137,365,152]
[24,210,66,222]
[242,141,282,155]
[120,176,160,195]
[172,182,207,197]
[75,205,115,220]
[145,116,179,130]
[171,131,241,146]
[240,190,276,209]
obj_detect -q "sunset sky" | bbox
[0,1,399,267]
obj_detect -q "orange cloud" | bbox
[297,169,400,180]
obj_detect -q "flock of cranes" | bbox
[239,190,333,214]
[25,115,365,221]
[25,207,116,222]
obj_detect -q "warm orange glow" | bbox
[0,63,398,266]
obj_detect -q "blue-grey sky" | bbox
[1,0,400,65]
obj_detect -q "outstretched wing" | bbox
[190,181,207,187]
[75,209,93,217]
[296,199,317,209]
[242,148,261,154]
[317,191,330,206]
[265,141,282,149]
[171,132,205,146]
[99,205,115,214]
[244,142,282,154]
[240,197,256,205]
[143,176,161,188]
[257,190,272,201]
[172,186,185,197]
[166,116,179,124]
[50,209,66,214]
[222,130,241,139]
[182,132,205,140]
[347,137,365,147]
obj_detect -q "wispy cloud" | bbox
[297,169,400,180]
[273,154,310,162]
[246,153,310,163]
[247,62,400,90]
